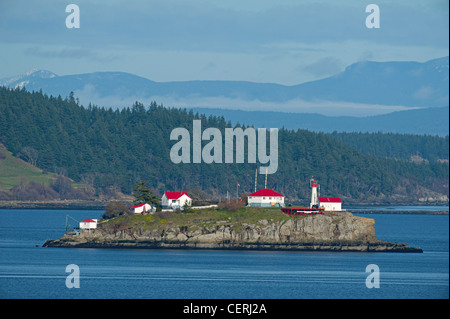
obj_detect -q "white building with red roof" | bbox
[247,188,285,207]
[319,197,342,211]
[131,203,155,214]
[161,192,192,210]
[79,218,97,231]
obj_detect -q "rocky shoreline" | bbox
[43,238,422,252]
[42,210,423,253]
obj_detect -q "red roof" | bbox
[81,219,97,223]
[319,197,341,203]
[131,203,149,209]
[248,188,285,197]
[164,192,190,200]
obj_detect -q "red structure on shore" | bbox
[281,207,325,216]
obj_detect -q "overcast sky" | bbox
[0,0,448,85]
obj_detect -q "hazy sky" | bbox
[0,0,448,85]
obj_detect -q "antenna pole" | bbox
[265,168,268,189]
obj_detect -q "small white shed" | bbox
[131,203,154,214]
[79,218,97,231]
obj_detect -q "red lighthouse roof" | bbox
[248,188,285,197]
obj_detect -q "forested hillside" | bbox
[329,132,449,163]
[0,87,448,205]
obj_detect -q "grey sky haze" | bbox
[0,0,448,85]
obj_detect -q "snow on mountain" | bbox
[0,69,58,88]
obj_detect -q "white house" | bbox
[247,188,285,207]
[319,197,342,211]
[131,203,155,214]
[161,192,192,210]
[79,218,97,231]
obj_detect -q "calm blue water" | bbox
[347,205,449,211]
[0,209,448,299]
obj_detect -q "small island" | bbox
[43,205,422,253]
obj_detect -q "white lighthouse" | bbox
[310,179,319,208]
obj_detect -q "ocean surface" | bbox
[0,208,448,299]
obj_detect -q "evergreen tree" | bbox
[132,180,159,205]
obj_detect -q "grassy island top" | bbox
[99,206,349,234]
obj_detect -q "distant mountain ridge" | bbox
[1,57,448,135]
[1,57,448,110]
[290,57,449,107]
[191,106,449,136]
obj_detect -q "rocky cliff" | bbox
[43,209,422,252]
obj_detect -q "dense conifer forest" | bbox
[329,132,448,162]
[0,87,448,204]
